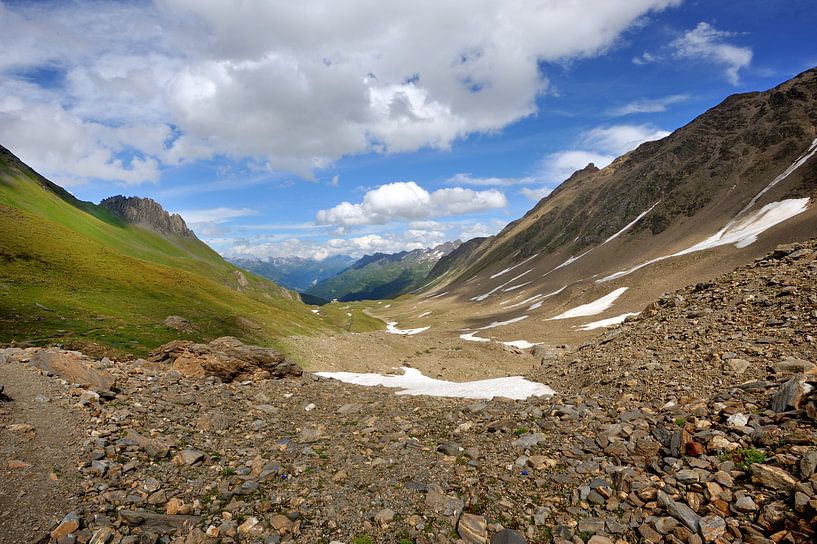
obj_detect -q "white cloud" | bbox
[521,123,669,197]
[579,124,670,155]
[519,187,554,201]
[671,22,752,84]
[608,94,689,116]
[316,181,507,227]
[329,174,340,187]
[0,0,682,183]
[445,173,536,186]
[175,206,257,237]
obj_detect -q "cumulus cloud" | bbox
[671,22,752,84]
[520,124,669,199]
[608,94,689,116]
[316,181,507,227]
[0,0,682,183]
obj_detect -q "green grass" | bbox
[728,448,767,470]
[0,152,382,356]
[351,536,374,544]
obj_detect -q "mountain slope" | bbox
[232,255,355,292]
[0,146,381,355]
[306,242,460,302]
[374,67,817,346]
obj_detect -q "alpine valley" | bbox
[2,23,817,544]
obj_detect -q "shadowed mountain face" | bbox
[305,241,461,302]
[372,67,817,347]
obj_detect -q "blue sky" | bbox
[1,0,816,259]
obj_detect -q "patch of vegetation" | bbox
[513,427,530,436]
[729,448,767,470]
[674,417,686,427]
[351,536,374,544]
[222,467,236,476]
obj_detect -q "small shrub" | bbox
[352,536,374,544]
[731,448,766,470]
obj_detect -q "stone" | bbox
[374,508,395,525]
[163,316,196,332]
[173,449,205,466]
[51,512,81,540]
[750,464,797,491]
[270,514,293,532]
[734,496,758,512]
[587,537,614,544]
[800,451,817,478]
[698,516,726,542]
[658,490,700,532]
[771,376,812,412]
[31,350,115,392]
[425,484,464,517]
[770,358,816,375]
[149,337,302,382]
[513,433,544,448]
[126,430,169,459]
[726,413,748,427]
[238,516,262,535]
[118,510,201,531]
[457,513,488,544]
[165,498,185,515]
[88,527,115,544]
[725,358,750,374]
[196,412,231,431]
[491,528,527,544]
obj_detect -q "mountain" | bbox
[0,145,381,356]
[305,241,461,302]
[231,255,355,292]
[374,67,817,346]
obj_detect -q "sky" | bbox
[1,0,816,261]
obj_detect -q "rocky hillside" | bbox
[306,241,461,302]
[100,196,195,238]
[2,241,816,544]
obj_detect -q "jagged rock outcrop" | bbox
[99,195,195,238]
[148,336,302,381]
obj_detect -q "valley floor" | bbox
[1,241,817,544]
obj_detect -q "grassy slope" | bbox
[306,257,435,302]
[0,154,381,356]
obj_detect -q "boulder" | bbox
[149,336,302,381]
[30,349,115,392]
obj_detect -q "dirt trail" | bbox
[0,362,85,544]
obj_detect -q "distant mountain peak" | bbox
[100,195,195,238]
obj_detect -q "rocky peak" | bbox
[99,195,195,238]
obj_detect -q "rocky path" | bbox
[0,356,85,543]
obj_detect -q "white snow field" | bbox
[385,322,430,335]
[599,198,810,283]
[418,311,431,318]
[549,287,628,320]
[577,312,640,330]
[316,367,554,400]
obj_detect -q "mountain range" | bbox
[231,255,355,293]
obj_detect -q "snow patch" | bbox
[386,322,430,335]
[315,367,555,400]
[549,288,628,320]
[599,198,810,283]
[471,269,533,301]
[429,291,449,299]
[418,311,431,318]
[490,253,539,279]
[310,309,319,314]
[577,312,640,331]
[603,201,660,245]
[460,332,491,343]
[501,340,542,349]
[478,315,528,330]
[502,281,531,292]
